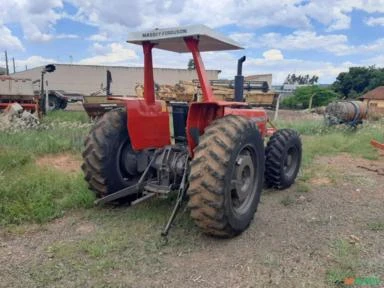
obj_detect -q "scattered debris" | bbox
[348,234,360,245]
[0,103,40,132]
[357,165,384,176]
[297,195,307,203]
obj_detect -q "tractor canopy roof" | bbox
[127,25,243,53]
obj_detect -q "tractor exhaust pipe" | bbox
[106,70,112,96]
[234,56,246,102]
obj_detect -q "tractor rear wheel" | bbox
[187,115,265,237]
[265,129,302,189]
[82,109,141,202]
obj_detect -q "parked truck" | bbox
[0,76,39,113]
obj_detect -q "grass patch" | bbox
[326,239,360,286]
[0,163,94,225]
[367,222,384,231]
[28,200,201,287]
[280,195,295,206]
[0,149,32,172]
[296,181,311,193]
[276,119,382,167]
[0,111,91,155]
[44,110,90,123]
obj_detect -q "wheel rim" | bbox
[284,146,299,178]
[230,145,258,215]
[48,99,56,111]
[116,139,138,181]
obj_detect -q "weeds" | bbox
[0,164,94,225]
[367,222,384,231]
[326,239,360,285]
[277,119,382,167]
[280,195,295,206]
[0,110,94,225]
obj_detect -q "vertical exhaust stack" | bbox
[234,56,246,102]
[106,70,112,96]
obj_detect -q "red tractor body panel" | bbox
[186,102,270,155]
[224,107,268,137]
[109,97,171,150]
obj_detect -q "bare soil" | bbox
[1,153,383,287]
[36,153,82,174]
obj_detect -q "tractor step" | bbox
[144,182,171,194]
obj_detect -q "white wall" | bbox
[13,64,220,96]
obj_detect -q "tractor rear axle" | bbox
[95,145,190,236]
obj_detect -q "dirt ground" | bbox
[36,153,82,174]
[0,152,383,287]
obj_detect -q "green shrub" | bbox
[281,86,340,109]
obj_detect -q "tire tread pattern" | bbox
[265,128,302,189]
[187,115,257,237]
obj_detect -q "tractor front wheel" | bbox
[82,109,142,202]
[265,129,302,189]
[187,115,265,238]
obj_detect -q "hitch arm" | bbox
[161,155,189,236]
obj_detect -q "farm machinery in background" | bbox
[82,25,302,237]
[82,68,279,119]
[325,100,368,127]
[0,76,40,113]
[0,64,84,116]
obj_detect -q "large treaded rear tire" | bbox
[265,129,302,189]
[81,109,140,202]
[187,115,265,238]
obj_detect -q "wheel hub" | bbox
[117,139,139,180]
[230,147,257,214]
[284,147,299,178]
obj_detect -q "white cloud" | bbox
[0,0,71,42]
[87,33,109,42]
[15,56,57,71]
[365,17,384,26]
[254,31,384,56]
[2,0,384,44]
[256,31,350,55]
[200,50,351,84]
[78,43,139,65]
[56,34,79,39]
[263,49,284,61]
[0,26,24,51]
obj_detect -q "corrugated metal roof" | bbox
[361,86,384,100]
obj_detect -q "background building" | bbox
[361,86,384,115]
[13,64,221,96]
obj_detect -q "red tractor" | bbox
[82,25,302,237]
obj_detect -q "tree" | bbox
[284,73,318,85]
[281,86,340,109]
[187,59,195,70]
[332,66,384,98]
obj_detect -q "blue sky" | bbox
[1,0,384,84]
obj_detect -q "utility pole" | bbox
[12,57,16,74]
[4,51,9,75]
